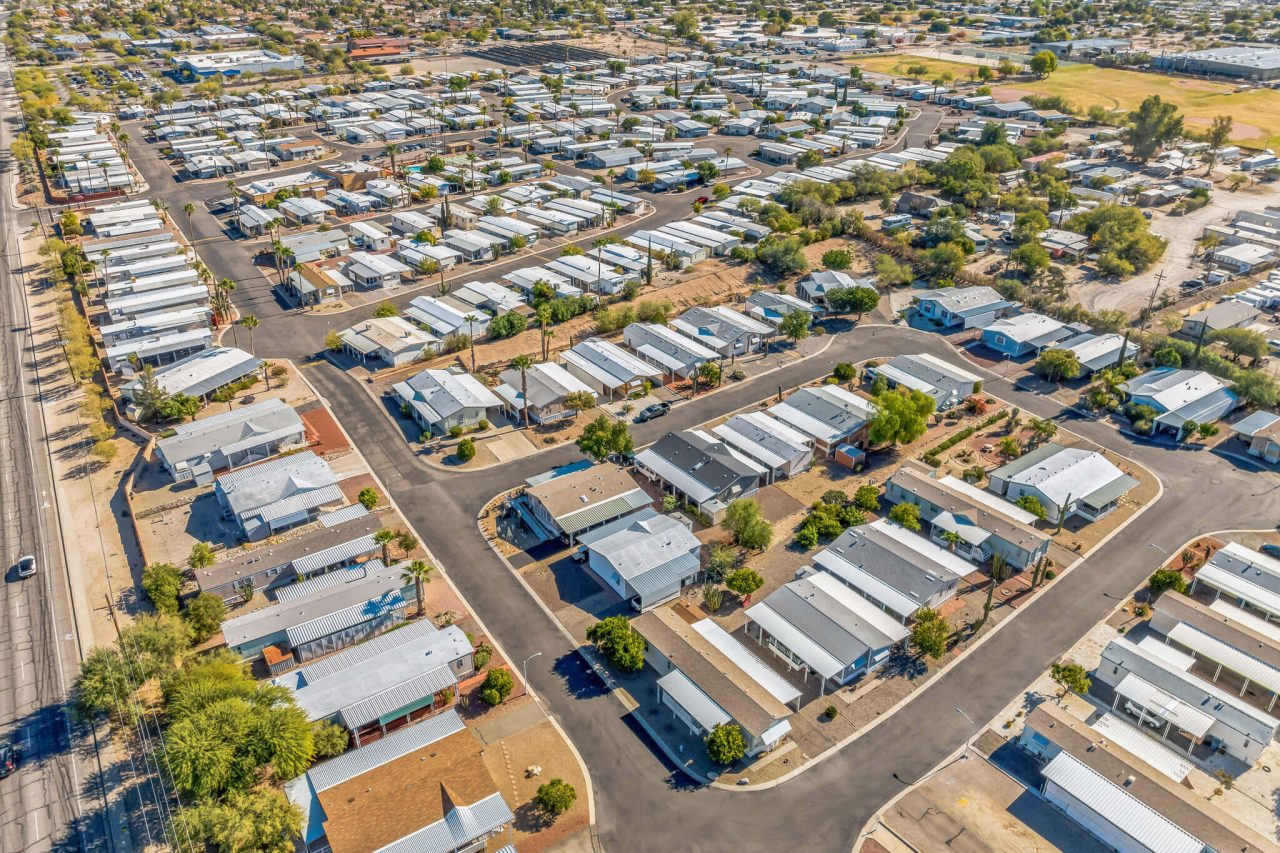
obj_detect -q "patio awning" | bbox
[657,669,730,733]
[1114,672,1214,739]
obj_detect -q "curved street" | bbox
[298,322,1278,853]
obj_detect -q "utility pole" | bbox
[1118,268,1166,370]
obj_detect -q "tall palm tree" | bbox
[182,202,195,226]
[374,528,397,565]
[239,315,259,354]
[511,354,533,427]
[227,180,240,212]
[383,142,401,177]
[465,314,479,372]
[401,560,434,617]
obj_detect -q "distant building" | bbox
[1154,47,1280,82]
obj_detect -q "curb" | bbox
[294,362,602,839]
[713,431,1166,792]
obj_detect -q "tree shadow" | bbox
[882,650,928,682]
[551,651,609,701]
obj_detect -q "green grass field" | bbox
[995,64,1280,149]
[853,54,986,82]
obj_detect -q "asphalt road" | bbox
[302,321,1280,853]
[0,38,107,853]
[129,97,1275,853]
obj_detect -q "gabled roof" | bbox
[989,442,1135,509]
[745,572,908,679]
[392,369,501,424]
[215,450,338,518]
[495,361,595,410]
[635,430,762,504]
[579,510,700,586]
[767,384,875,443]
[157,397,302,465]
[1121,368,1230,415]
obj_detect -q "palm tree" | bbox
[537,304,552,361]
[401,560,434,617]
[374,528,397,565]
[511,354,533,427]
[465,314,479,372]
[227,180,240,212]
[239,315,259,354]
[182,202,195,226]
[383,142,401,177]
[940,531,964,553]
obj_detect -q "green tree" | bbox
[873,254,913,288]
[373,301,398,318]
[1016,494,1047,520]
[828,286,880,320]
[868,387,936,447]
[535,778,578,818]
[1148,567,1188,597]
[173,787,304,853]
[1203,115,1234,173]
[1029,50,1058,77]
[911,607,950,660]
[1126,95,1183,162]
[239,314,260,355]
[311,720,349,759]
[924,243,967,281]
[586,615,646,672]
[722,499,772,550]
[576,415,633,461]
[778,309,811,346]
[1011,242,1051,279]
[696,361,721,389]
[1034,348,1082,382]
[563,390,597,419]
[401,560,434,617]
[480,668,514,705]
[821,249,852,270]
[358,487,380,510]
[189,542,215,570]
[1211,327,1268,363]
[184,593,226,644]
[854,485,880,511]
[1050,661,1091,700]
[705,722,747,765]
[889,502,922,532]
[142,562,183,615]
[725,568,764,599]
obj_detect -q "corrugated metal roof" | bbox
[337,664,456,730]
[254,484,345,523]
[1113,672,1215,738]
[321,504,371,527]
[1195,563,1280,619]
[1090,712,1193,783]
[285,590,405,647]
[558,489,652,536]
[374,792,514,853]
[276,560,386,603]
[290,534,382,577]
[306,709,466,793]
[1041,752,1204,853]
[280,619,440,686]
[744,601,846,680]
[629,550,701,597]
[1166,621,1280,695]
[657,669,731,732]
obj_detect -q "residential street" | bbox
[302,322,1278,852]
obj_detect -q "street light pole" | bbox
[522,651,543,693]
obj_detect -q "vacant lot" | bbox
[996,64,1280,148]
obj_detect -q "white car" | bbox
[16,555,35,578]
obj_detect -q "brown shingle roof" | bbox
[317,727,501,853]
[526,464,644,521]
[889,460,1050,553]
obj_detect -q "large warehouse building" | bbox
[1154,46,1280,81]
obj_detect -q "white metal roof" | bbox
[1090,712,1193,783]
[1113,672,1215,738]
[691,618,801,707]
[1041,752,1204,853]
[1208,598,1280,643]
[657,669,731,732]
[1196,562,1280,619]
[744,600,846,680]
[1167,621,1280,695]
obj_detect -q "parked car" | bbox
[634,402,670,423]
[1181,278,1205,290]
[1261,543,1280,559]
[0,743,16,778]
[16,555,35,578]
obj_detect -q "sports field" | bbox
[853,53,987,82]
[995,64,1280,149]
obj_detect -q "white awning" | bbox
[1114,672,1215,739]
[1167,621,1280,695]
[745,603,846,680]
[657,669,730,733]
[1197,563,1280,619]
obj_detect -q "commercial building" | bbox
[1154,47,1280,82]
[176,49,305,78]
